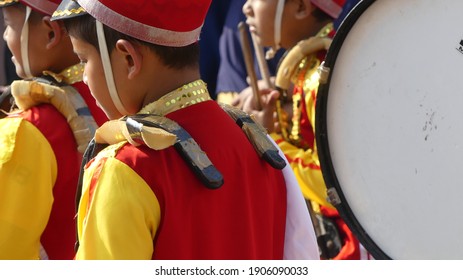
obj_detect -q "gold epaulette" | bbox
[94,117,176,150]
[10,80,92,153]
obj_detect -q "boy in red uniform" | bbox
[237,0,369,259]
[0,0,107,259]
[51,0,318,259]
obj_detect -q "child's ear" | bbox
[295,0,312,19]
[115,39,142,79]
[43,16,63,49]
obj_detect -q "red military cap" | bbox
[0,0,60,15]
[52,0,212,47]
[311,0,347,18]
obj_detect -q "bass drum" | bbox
[316,0,463,259]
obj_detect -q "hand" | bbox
[231,78,275,109]
[241,88,280,133]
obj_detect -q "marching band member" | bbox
[0,0,107,259]
[51,0,318,260]
[238,0,369,259]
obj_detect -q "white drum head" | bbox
[316,0,463,259]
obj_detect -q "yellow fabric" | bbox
[216,92,239,105]
[10,80,93,153]
[94,119,176,149]
[0,118,56,259]
[272,133,330,209]
[76,142,161,260]
[272,24,335,211]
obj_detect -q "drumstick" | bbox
[238,21,262,110]
[251,32,272,89]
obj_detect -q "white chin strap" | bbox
[20,6,33,78]
[265,0,285,59]
[96,21,130,116]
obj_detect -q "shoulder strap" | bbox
[126,114,224,190]
[219,103,287,170]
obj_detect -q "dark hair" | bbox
[63,14,200,69]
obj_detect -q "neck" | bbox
[141,66,201,108]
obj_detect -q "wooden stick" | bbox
[251,32,272,89]
[238,21,262,110]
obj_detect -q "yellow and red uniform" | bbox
[76,80,318,259]
[272,24,364,260]
[0,71,107,259]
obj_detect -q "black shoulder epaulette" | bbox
[125,114,224,190]
[219,103,286,170]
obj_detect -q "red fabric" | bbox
[116,101,288,259]
[319,205,360,260]
[21,104,80,260]
[294,85,315,150]
[96,0,211,32]
[19,0,60,15]
[290,47,327,150]
[336,0,347,5]
[310,0,347,18]
[72,81,108,126]
[87,158,106,214]
[12,81,103,260]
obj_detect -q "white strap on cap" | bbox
[96,21,130,116]
[265,0,285,59]
[20,6,33,78]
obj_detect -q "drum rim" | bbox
[315,0,391,260]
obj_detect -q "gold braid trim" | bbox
[51,7,86,18]
[139,79,211,116]
[42,63,84,85]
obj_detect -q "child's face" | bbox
[2,6,46,78]
[70,36,120,119]
[243,0,278,47]
[3,6,28,78]
[244,0,311,50]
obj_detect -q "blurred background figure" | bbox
[214,0,284,101]
[199,0,284,101]
[234,0,368,260]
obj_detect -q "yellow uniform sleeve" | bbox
[0,118,56,259]
[76,145,161,260]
